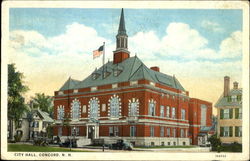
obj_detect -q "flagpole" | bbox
[102,42,105,79]
[103,42,105,67]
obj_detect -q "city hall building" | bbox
[53,9,213,146]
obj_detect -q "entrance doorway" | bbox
[88,126,95,140]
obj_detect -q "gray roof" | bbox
[214,88,242,107]
[35,109,54,122]
[59,77,81,91]
[59,56,185,91]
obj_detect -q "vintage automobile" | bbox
[59,138,77,148]
[108,139,133,150]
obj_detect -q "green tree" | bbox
[31,93,52,113]
[8,64,29,139]
[208,134,221,151]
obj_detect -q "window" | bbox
[58,127,62,136]
[114,126,119,136]
[220,109,233,119]
[73,89,78,93]
[130,126,136,137]
[57,105,64,120]
[167,128,170,137]
[150,126,155,137]
[172,128,176,137]
[160,106,165,117]
[172,107,176,119]
[161,142,165,146]
[109,126,118,137]
[103,71,111,78]
[34,131,38,138]
[71,99,80,120]
[34,121,39,128]
[89,97,99,119]
[114,70,122,77]
[224,109,229,119]
[235,126,242,137]
[82,105,87,113]
[102,104,106,112]
[160,127,164,137]
[180,129,185,137]
[112,83,118,88]
[181,109,186,120]
[235,108,242,119]
[220,126,233,137]
[237,95,242,101]
[151,142,155,146]
[92,73,100,80]
[109,95,121,117]
[109,127,114,136]
[129,98,139,116]
[17,120,22,128]
[71,127,80,136]
[91,86,97,91]
[42,122,46,128]
[200,104,207,126]
[168,142,171,146]
[150,81,155,86]
[130,81,138,86]
[183,142,186,146]
[58,91,64,95]
[148,99,156,116]
[166,106,170,118]
[173,142,176,146]
[231,95,237,102]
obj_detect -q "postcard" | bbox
[1,0,249,160]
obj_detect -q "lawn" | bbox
[8,144,91,152]
[134,145,197,149]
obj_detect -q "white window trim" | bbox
[130,81,138,86]
[112,83,118,89]
[91,86,97,91]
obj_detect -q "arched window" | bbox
[148,99,156,116]
[108,94,121,117]
[128,98,139,116]
[57,105,64,120]
[71,99,81,120]
[88,97,100,118]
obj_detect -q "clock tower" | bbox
[113,8,130,64]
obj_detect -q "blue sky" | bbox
[10,8,242,51]
[8,8,243,105]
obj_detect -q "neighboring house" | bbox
[8,108,54,141]
[53,9,213,147]
[215,76,242,144]
[29,109,54,140]
[8,112,30,141]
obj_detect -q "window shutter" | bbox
[227,96,231,102]
[220,127,224,137]
[229,127,233,137]
[220,109,224,119]
[229,109,233,119]
[235,126,239,137]
[235,108,239,119]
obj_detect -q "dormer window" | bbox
[92,73,100,80]
[114,69,122,77]
[104,71,111,78]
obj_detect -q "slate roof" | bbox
[214,88,242,108]
[58,56,185,91]
[35,109,54,123]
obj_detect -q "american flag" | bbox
[93,45,104,59]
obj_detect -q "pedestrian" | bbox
[102,144,105,152]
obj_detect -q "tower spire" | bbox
[118,8,127,36]
[113,8,130,64]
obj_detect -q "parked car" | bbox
[108,139,133,150]
[59,138,77,148]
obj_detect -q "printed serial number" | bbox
[215,154,226,157]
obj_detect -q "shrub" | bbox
[14,133,23,142]
[208,134,221,151]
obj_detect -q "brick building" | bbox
[53,9,213,147]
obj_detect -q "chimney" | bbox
[150,66,160,72]
[233,81,238,89]
[224,76,230,97]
